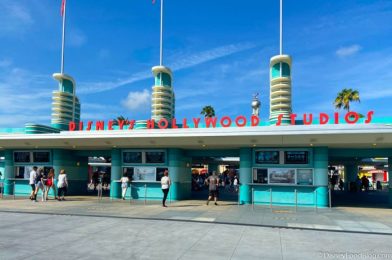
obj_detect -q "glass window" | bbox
[255,151,280,164]
[123,167,134,180]
[253,168,268,183]
[268,168,296,184]
[145,151,165,164]
[133,167,156,181]
[284,151,309,164]
[123,152,142,164]
[156,168,168,182]
[14,152,31,163]
[33,152,50,163]
[297,169,314,185]
[282,62,290,77]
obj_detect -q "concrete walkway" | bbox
[1,196,392,235]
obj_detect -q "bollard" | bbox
[0,182,2,199]
[169,187,172,205]
[252,188,254,210]
[294,189,297,212]
[315,190,318,212]
[144,184,147,205]
[129,185,132,205]
[13,182,16,200]
[328,188,332,208]
[270,188,273,210]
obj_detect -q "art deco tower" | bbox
[51,73,81,130]
[269,0,292,124]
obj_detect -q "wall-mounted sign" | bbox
[68,111,374,131]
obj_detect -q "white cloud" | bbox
[68,29,87,47]
[336,45,362,57]
[0,1,33,35]
[78,42,257,94]
[121,89,150,111]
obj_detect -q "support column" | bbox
[345,163,358,192]
[53,149,88,195]
[313,147,328,207]
[388,157,392,208]
[110,149,122,199]
[4,150,14,195]
[239,148,252,204]
[168,149,189,200]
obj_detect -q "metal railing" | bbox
[251,187,332,212]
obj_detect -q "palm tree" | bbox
[200,105,215,118]
[112,115,129,126]
[334,88,360,112]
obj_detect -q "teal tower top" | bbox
[51,73,81,130]
[151,66,175,121]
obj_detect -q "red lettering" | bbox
[182,118,189,128]
[78,121,83,130]
[69,122,76,131]
[147,120,155,129]
[128,120,135,129]
[303,113,313,125]
[205,117,217,128]
[118,120,126,130]
[193,118,201,128]
[86,121,93,131]
[158,118,168,129]
[220,116,232,127]
[171,118,178,128]
[334,112,339,124]
[345,112,359,124]
[235,116,247,127]
[319,113,329,125]
[290,114,297,125]
[108,120,114,130]
[276,114,284,126]
[251,115,259,126]
[365,111,374,124]
[96,121,105,130]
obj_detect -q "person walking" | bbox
[34,168,46,202]
[206,171,219,206]
[29,166,38,201]
[45,168,57,200]
[57,169,68,201]
[160,169,171,207]
[120,173,130,200]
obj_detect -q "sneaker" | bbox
[214,202,218,206]
[206,200,209,205]
[122,197,125,200]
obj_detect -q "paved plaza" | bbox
[0,197,392,259]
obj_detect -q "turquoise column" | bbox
[388,157,392,207]
[52,149,88,195]
[110,149,122,199]
[168,149,186,200]
[239,148,252,204]
[345,163,358,192]
[313,147,328,207]
[4,150,14,195]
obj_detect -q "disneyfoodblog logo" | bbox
[69,111,374,131]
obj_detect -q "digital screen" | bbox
[33,152,50,163]
[145,151,165,164]
[285,151,309,164]
[14,152,31,163]
[123,152,142,164]
[268,168,296,184]
[255,151,280,164]
[253,168,268,183]
[297,169,313,185]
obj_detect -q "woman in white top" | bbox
[120,173,130,200]
[57,169,68,201]
[160,169,171,207]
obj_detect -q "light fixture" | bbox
[202,144,206,147]
[252,144,257,147]
[72,145,76,149]
[310,143,313,146]
[372,143,377,146]
[113,145,117,148]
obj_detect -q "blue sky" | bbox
[0,0,391,127]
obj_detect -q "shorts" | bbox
[209,190,218,197]
[30,184,36,191]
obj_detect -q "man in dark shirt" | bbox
[205,171,219,206]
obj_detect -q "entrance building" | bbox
[1,121,392,208]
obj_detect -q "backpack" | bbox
[35,173,42,184]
